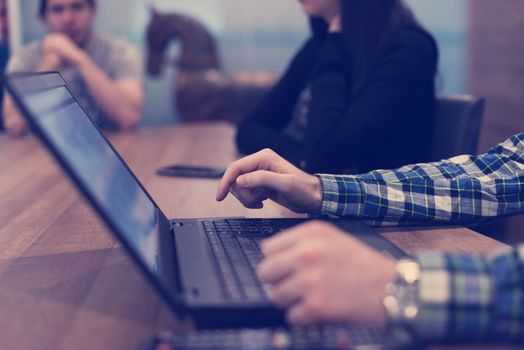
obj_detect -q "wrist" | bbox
[373,259,398,326]
[308,175,323,214]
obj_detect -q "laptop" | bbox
[3,72,407,329]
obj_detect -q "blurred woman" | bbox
[236,0,438,174]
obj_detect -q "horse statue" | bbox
[146,8,277,123]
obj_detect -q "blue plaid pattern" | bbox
[318,133,524,226]
[415,247,524,343]
[317,133,524,343]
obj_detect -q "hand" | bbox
[41,33,86,67]
[216,149,322,214]
[257,221,397,326]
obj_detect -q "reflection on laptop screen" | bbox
[20,83,159,270]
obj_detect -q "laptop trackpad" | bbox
[173,222,224,305]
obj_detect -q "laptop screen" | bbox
[10,74,160,272]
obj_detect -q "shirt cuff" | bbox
[316,174,364,217]
[413,251,493,342]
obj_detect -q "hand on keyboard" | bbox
[257,221,397,326]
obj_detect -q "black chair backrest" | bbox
[432,95,486,161]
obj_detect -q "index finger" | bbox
[215,150,273,201]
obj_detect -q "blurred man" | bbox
[3,0,143,136]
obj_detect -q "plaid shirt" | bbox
[317,133,524,343]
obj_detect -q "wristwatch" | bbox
[383,259,421,347]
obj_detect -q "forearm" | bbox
[318,173,519,226]
[3,95,28,136]
[75,53,143,129]
[317,134,524,226]
[36,53,62,72]
[412,245,524,344]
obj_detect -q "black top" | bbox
[236,27,438,174]
[0,43,8,131]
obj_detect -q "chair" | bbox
[431,95,486,161]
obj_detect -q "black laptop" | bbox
[3,72,407,329]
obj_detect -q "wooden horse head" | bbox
[145,7,276,122]
[146,8,221,75]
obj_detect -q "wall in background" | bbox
[11,0,468,125]
[467,0,524,245]
[406,0,468,94]
[469,0,524,152]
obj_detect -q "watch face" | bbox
[383,260,422,347]
[384,259,421,325]
[397,259,421,283]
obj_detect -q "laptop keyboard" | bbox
[202,219,305,302]
[149,325,386,349]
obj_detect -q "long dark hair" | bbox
[310,0,427,95]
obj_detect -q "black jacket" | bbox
[236,27,438,174]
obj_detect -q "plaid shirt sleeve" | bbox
[413,244,524,344]
[317,133,524,226]
[314,134,524,342]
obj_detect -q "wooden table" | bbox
[0,123,509,350]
